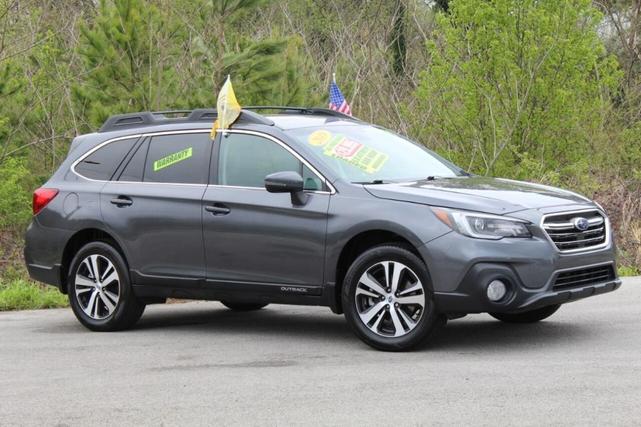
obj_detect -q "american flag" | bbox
[329,79,352,116]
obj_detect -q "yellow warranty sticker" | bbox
[153,147,193,172]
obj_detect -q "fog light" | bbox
[487,280,507,302]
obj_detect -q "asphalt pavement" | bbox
[1,277,640,426]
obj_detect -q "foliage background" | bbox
[1,0,640,301]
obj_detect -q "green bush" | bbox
[0,279,68,311]
[411,0,621,179]
[617,265,640,277]
[0,157,32,230]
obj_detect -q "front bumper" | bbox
[431,260,621,314]
[419,219,620,314]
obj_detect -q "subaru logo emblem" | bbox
[573,217,589,231]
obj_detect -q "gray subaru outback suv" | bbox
[24,107,621,351]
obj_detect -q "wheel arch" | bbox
[329,227,426,314]
[59,228,128,293]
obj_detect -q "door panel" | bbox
[101,183,206,285]
[203,131,330,288]
[203,187,329,286]
[101,131,212,286]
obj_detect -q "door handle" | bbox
[205,204,231,215]
[110,196,133,207]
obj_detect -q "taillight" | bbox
[33,188,59,215]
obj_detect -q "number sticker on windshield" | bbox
[308,130,332,146]
[308,130,388,174]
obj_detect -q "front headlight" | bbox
[431,207,532,240]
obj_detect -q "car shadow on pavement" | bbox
[131,303,594,351]
[426,317,594,352]
[135,303,355,342]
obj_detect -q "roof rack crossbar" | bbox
[151,110,193,116]
[98,106,354,133]
[243,106,356,120]
[98,108,274,133]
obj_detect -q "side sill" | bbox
[132,282,326,307]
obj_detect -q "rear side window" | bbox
[118,139,148,182]
[75,137,138,180]
[218,133,323,190]
[143,133,211,184]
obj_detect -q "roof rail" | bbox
[244,106,357,120]
[98,109,274,133]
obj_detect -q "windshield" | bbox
[286,125,463,183]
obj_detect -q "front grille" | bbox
[542,210,607,252]
[553,264,615,290]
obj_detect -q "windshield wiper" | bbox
[423,175,469,181]
[353,179,387,185]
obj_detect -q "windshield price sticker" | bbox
[308,130,388,174]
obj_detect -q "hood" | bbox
[364,176,592,215]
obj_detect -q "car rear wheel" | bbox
[490,304,561,323]
[220,301,268,311]
[68,241,145,331]
[342,245,444,351]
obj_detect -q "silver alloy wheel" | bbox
[74,254,120,320]
[355,261,426,337]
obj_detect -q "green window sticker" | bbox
[153,147,193,172]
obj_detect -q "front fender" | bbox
[323,195,450,286]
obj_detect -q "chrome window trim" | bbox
[71,130,210,184]
[214,128,336,195]
[71,128,336,194]
[108,181,208,188]
[71,133,144,183]
[540,208,610,255]
[207,184,330,195]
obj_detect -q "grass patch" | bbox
[618,265,640,277]
[0,279,68,311]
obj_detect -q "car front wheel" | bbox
[342,245,444,351]
[68,241,145,331]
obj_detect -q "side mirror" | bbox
[265,171,308,205]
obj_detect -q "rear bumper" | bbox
[24,219,69,290]
[25,263,63,290]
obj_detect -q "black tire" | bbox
[67,241,145,331]
[342,244,445,352]
[221,301,268,311]
[490,304,561,323]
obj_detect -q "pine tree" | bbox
[165,0,314,106]
[73,0,182,128]
[74,0,315,127]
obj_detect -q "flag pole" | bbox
[223,74,230,137]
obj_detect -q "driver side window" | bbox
[217,133,323,191]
